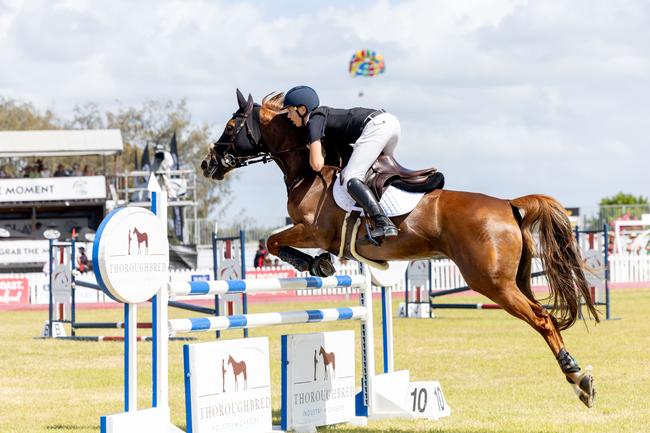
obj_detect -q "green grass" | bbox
[1,289,649,433]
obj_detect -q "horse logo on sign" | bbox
[313,346,337,381]
[227,354,248,391]
[131,227,149,254]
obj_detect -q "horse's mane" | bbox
[260,91,285,124]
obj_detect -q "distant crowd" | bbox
[0,160,95,179]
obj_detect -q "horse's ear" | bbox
[245,94,254,112]
[236,88,247,110]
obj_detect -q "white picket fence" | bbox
[9,254,650,306]
[609,254,650,283]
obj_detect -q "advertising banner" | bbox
[0,240,50,264]
[0,176,106,203]
[184,337,272,433]
[0,278,29,304]
[281,330,355,431]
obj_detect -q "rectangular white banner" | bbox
[0,240,92,264]
[0,176,106,202]
[184,337,272,433]
[281,330,356,431]
[0,240,50,263]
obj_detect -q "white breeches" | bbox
[341,112,400,184]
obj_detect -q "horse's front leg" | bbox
[267,223,335,277]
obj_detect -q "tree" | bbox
[0,96,62,176]
[599,192,649,224]
[600,192,648,206]
[70,99,233,219]
[0,95,232,220]
[0,96,59,130]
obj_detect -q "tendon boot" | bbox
[347,178,398,241]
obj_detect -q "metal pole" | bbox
[380,286,394,373]
[213,223,220,339]
[70,239,76,336]
[604,223,610,320]
[152,180,170,409]
[428,259,433,318]
[404,268,409,319]
[48,240,53,337]
[240,229,248,338]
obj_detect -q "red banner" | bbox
[0,278,29,305]
[245,268,297,279]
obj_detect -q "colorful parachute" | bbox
[349,49,385,77]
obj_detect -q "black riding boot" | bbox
[347,178,398,240]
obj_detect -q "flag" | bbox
[169,131,184,242]
[169,131,179,169]
[141,143,151,171]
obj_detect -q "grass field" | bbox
[1,288,649,433]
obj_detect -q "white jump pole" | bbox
[125,303,137,411]
[359,265,376,415]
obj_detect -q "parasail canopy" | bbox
[349,49,385,77]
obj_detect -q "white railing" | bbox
[8,254,650,307]
[610,254,650,283]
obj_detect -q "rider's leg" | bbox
[343,113,400,239]
[347,178,398,238]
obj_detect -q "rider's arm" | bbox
[309,140,325,172]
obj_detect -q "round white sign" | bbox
[92,207,169,304]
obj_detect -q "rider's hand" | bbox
[309,140,325,172]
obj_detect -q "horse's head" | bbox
[201,89,312,186]
[201,89,264,180]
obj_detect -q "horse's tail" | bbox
[510,194,599,330]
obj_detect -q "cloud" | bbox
[1,0,648,224]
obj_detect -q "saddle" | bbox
[364,154,445,199]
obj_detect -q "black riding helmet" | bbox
[283,86,320,112]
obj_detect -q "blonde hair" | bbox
[260,91,285,124]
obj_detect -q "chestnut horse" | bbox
[201,90,599,407]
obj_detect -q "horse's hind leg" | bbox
[479,280,595,407]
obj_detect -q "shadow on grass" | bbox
[319,428,555,433]
[46,425,97,431]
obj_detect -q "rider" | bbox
[282,85,399,240]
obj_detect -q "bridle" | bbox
[213,105,308,171]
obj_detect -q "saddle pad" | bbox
[333,174,424,217]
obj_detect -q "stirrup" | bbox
[372,215,398,238]
[359,217,397,247]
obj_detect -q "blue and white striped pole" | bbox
[169,307,367,333]
[169,274,367,296]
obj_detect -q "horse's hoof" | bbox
[577,373,595,408]
[309,253,335,277]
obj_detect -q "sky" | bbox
[1,0,649,226]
